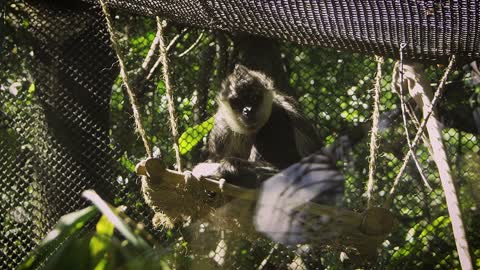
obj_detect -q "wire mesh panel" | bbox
[1,0,479,269]
[0,1,159,268]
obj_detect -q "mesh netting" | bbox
[1,0,479,269]
[80,0,480,60]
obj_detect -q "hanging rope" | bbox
[384,55,456,208]
[397,44,431,190]
[387,55,473,270]
[99,0,152,158]
[156,17,183,171]
[365,56,383,209]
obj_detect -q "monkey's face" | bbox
[218,65,274,134]
[228,87,264,130]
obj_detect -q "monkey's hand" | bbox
[192,158,278,188]
[191,162,222,180]
[216,158,278,188]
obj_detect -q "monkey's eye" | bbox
[229,98,242,111]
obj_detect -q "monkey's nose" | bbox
[242,106,252,116]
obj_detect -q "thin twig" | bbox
[384,55,456,208]
[405,102,433,155]
[99,0,152,157]
[366,56,383,209]
[146,54,162,81]
[257,243,279,270]
[141,27,162,71]
[156,17,183,171]
[145,29,188,81]
[397,44,432,190]
[178,31,205,58]
[166,28,189,52]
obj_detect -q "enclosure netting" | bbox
[1,0,479,269]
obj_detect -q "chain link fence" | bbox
[1,1,479,269]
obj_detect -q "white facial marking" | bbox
[218,97,248,134]
[218,89,273,135]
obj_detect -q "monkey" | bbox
[191,64,322,187]
[189,65,345,269]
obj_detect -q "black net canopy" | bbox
[85,0,480,60]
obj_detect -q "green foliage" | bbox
[390,216,456,269]
[83,190,149,250]
[178,117,213,155]
[89,216,115,270]
[119,152,136,172]
[18,206,99,270]
[475,249,480,269]
[18,191,172,270]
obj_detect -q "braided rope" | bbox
[156,18,183,171]
[365,56,383,209]
[99,0,152,157]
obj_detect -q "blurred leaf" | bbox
[82,190,150,250]
[475,249,480,268]
[90,216,115,270]
[43,237,92,270]
[391,216,451,264]
[96,215,115,238]
[40,236,92,270]
[28,83,35,93]
[18,206,98,269]
[178,117,214,155]
[120,152,135,172]
[42,206,98,246]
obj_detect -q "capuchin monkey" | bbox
[191,64,322,187]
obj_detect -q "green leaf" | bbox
[391,216,451,263]
[28,83,35,93]
[475,249,480,268]
[18,206,98,269]
[120,152,135,172]
[178,117,214,155]
[96,215,115,236]
[82,190,150,250]
[90,216,115,270]
[42,206,99,246]
[43,236,92,270]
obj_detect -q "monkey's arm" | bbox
[215,157,278,188]
[192,114,278,186]
[192,159,277,188]
[191,115,228,180]
[192,114,264,185]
